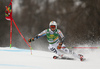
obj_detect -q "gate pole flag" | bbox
[5,0,33,54]
[5,0,12,48]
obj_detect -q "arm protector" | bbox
[34,34,46,40]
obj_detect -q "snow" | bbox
[0,47,100,69]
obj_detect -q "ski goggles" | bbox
[50,25,56,28]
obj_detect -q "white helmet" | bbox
[49,21,57,29]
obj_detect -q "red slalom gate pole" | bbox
[10,19,12,48]
[5,0,13,48]
[10,0,12,48]
[5,1,12,48]
[12,19,33,55]
[6,0,32,54]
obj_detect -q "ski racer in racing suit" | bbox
[28,21,84,61]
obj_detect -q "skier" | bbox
[28,21,84,61]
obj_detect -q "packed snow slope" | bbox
[0,47,100,69]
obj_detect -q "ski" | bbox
[53,56,86,61]
[53,56,74,60]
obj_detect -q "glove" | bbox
[28,38,34,42]
[57,43,62,49]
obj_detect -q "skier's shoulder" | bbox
[57,29,62,33]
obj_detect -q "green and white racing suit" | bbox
[37,29,80,58]
[38,29,64,44]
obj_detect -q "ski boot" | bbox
[79,54,85,61]
[53,54,63,59]
[53,56,59,59]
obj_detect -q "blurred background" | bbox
[0,0,100,51]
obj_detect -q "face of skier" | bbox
[50,25,56,31]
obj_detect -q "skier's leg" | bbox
[61,44,80,58]
[48,44,63,57]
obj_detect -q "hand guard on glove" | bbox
[28,38,34,42]
[57,43,62,49]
